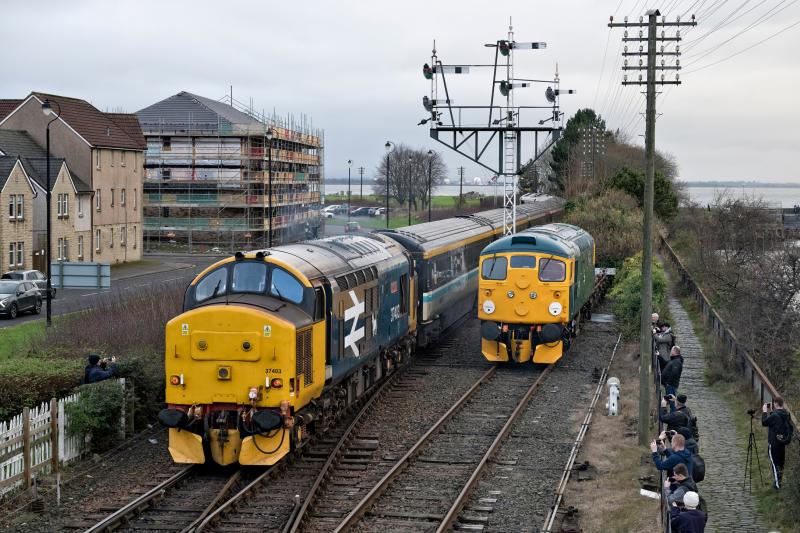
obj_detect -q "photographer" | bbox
[661,346,684,398]
[669,491,707,532]
[659,394,691,431]
[664,463,698,506]
[654,322,676,371]
[84,353,118,384]
[651,433,693,478]
[761,397,794,489]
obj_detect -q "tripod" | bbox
[743,411,765,493]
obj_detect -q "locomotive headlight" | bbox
[507,291,515,298]
[482,299,496,314]
[248,387,258,400]
[548,302,563,316]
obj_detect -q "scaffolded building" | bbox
[136,91,323,251]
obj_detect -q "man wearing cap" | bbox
[660,394,692,431]
[84,354,117,384]
[661,346,684,398]
[664,463,698,506]
[670,491,707,532]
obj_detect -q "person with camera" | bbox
[651,432,693,478]
[762,396,794,489]
[661,346,684,398]
[669,491,707,532]
[660,394,691,430]
[654,322,676,371]
[664,463,698,506]
[84,353,118,384]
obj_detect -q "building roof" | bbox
[0,129,47,158]
[105,112,147,149]
[0,157,20,190]
[24,157,92,193]
[29,92,145,150]
[0,100,22,121]
[136,91,263,133]
[0,130,91,192]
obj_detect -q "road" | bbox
[0,254,219,329]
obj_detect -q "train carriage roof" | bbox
[377,197,565,255]
[481,222,593,258]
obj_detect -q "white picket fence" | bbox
[0,378,125,496]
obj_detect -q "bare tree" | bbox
[373,144,447,209]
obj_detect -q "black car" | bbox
[350,207,372,216]
[0,280,42,319]
[1,270,56,298]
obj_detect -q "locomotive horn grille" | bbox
[296,328,313,386]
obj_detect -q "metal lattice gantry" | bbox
[421,20,574,234]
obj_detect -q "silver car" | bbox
[1,270,56,298]
[0,280,42,319]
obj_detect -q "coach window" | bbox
[539,258,566,282]
[270,267,304,304]
[481,256,507,280]
[510,255,536,269]
[194,267,228,302]
[232,261,267,293]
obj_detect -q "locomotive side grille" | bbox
[296,328,313,386]
[336,275,350,290]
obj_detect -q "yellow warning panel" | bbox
[533,341,563,364]
[240,429,291,465]
[481,338,509,362]
[168,428,204,464]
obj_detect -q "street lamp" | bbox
[384,141,394,228]
[41,99,61,328]
[266,127,274,248]
[347,159,352,224]
[407,155,413,226]
[427,150,434,222]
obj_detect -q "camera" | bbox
[747,408,757,416]
[767,402,772,410]
[663,394,674,401]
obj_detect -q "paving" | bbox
[666,293,767,532]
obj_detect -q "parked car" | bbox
[344,221,362,233]
[350,207,372,217]
[1,270,55,298]
[372,207,392,217]
[323,204,347,215]
[0,280,42,319]
[323,211,334,219]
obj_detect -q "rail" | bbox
[542,334,622,532]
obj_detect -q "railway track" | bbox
[83,464,242,532]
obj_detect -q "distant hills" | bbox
[680,180,800,188]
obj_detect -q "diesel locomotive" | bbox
[477,223,595,364]
[158,198,564,466]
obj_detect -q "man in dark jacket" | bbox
[661,346,684,397]
[651,433,693,478]
[675,427,699,455]
[670,491,706,532]
[762,396,793,489]
[659,395,692,431]
[665,463,698,505]
[84,354,117,384]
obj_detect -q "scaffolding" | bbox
[139,93,324,253]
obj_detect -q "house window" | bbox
[16,195,23,220]
[95,229,101,252]
[121,188,126,206]
[121,226,127,247]
[133,189,137,210]
[64,238,69,261]
[8,195,14,220]
[77,196,83,217]
[95,150,101,170]
[109,227,114,247]
[16,242,23,266]
[78,235,84,259]
[121,151,126,167]
[96,189,102,211]
[162,137,171,150]
[111,189,115,207]
[161,168,171,180]
[57,238,64,261]
[8,244,13,268]
[132,226,137,248]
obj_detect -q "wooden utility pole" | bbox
[609,9,696,446]
[358,166,365,199]
[458,166,465,208]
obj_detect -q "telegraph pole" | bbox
[458,166,465,209]
[609,9,696,446]
[358,166,365,200]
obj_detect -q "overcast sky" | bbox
[3,0,799,183]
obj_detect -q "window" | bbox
[78,235,84,259]
[132,226,137,248]
[8,244,13,268]
[77,196,83,217]
[120,226,126,247]
[57,194,70,218]
[232,262,267,293]
[481,256,507,280]
[270,267,304,304]
[16,195,23,220]
[111,188,115,207]
[8,195,14,220]
[121,188,126,206]
[399,274,408,314]
[120,151,126,167]
[16,242,23,266]
[194,267,227,303]
[539,258,567,282]
[95,229,101,252]
[95,150,101,170]
[64,238,69,261]
[64,195,69,218]
[57,238,64,260]
[133,189,137,210]
[96,189,101,211]
[109,227,114,247]
[162,168,171,180]
[510,255,536,269]
[162,137,171,150]
[162,207,170,218]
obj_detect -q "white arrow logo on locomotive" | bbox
[344,290,365,357]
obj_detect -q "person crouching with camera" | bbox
[762,397,794,489]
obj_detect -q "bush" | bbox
[607,166,679,221]
[610,253,667,339]
[565,189,644,268]
[65,380,125,452]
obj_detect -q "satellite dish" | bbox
[545,86,556,103]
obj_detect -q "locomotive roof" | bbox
[480,223,593,258]
[377,197,565,255]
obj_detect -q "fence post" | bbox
[50,398,60,506]
[22,407,31,490]
[58,399,66,463]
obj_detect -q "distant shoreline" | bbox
[679,181,800,188]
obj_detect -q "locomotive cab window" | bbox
[270,267,304,304]
[510,255,536,269]
[231,261,267,293]
[194,267,228,302]
[481,256,507,280]
[539,258,566,282]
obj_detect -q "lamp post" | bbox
[384,141,394,228]
[427,150,434,222]
[407,155,413,226]
[41,99,61,328]
[266,127,274,248]
[347,159,352,224]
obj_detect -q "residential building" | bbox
[0,92,146,263]
[136,91,323,251]
[0,130,92,271]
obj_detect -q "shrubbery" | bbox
[65,379,125,452]
[609,253,667,338]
